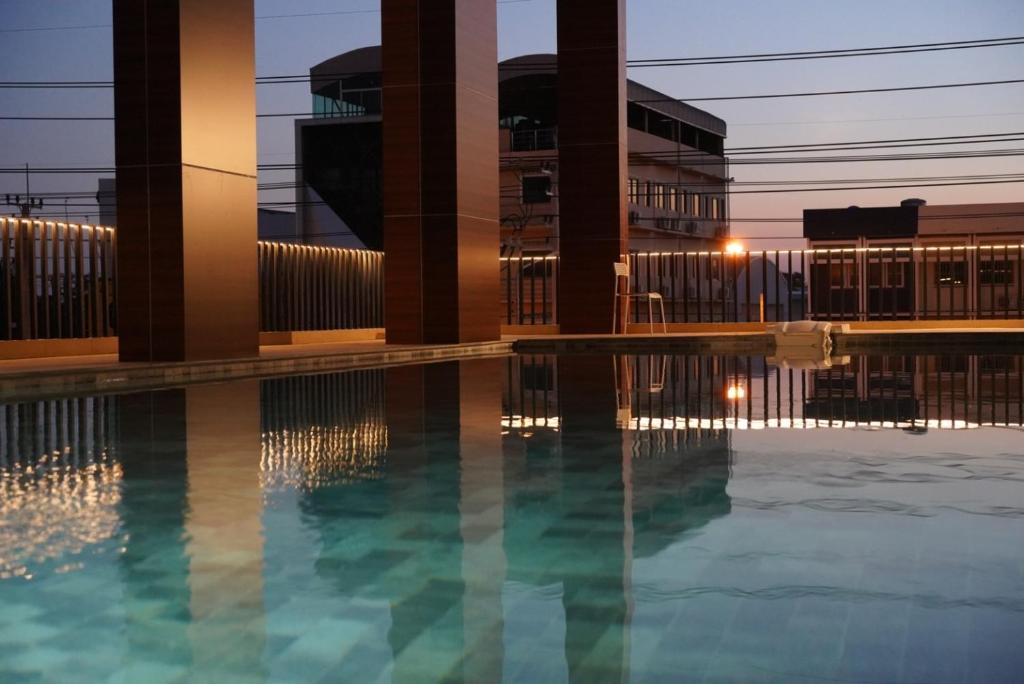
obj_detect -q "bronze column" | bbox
[556,0,629,333]
[113,0,258,361]
[382,0,500,344]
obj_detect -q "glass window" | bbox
[522,176,551,204]
[979,260,1013,285]
[936,261,967,287]
[829,262,857,288]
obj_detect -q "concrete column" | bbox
[382,0,500,344]
[113,0,258,361]
[556,0,629,334]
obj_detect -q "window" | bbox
[979,260,1013,285]
[868,262,905,288]
[936,261,967,287]
[628,178,640,204]
[645,182,654,206]
[980,355,1017,372]
[522,176,551,204]
[667,187,678,212]
[937,355,968,373]
[829,262,857,288]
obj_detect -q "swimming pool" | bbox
[1,353,1022,682]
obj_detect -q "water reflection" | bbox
[507,353,1024,432]
[0,353,1021,682]
[0,397,120,580]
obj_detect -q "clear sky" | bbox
[1,0,1022,246]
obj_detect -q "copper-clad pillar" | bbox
[113,0,258,361]
[382,0,500,344]
[557,0,629,333]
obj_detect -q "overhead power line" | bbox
[725,130,1024,151]
[0,0,528,34]
[632,78,1024,104]
[627,36,1024,66]
[3,34,1024,86]
[5,77,1023,122]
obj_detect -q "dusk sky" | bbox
[2,0,1022,246]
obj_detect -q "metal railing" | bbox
[0,218,116,340]
[508,127,557,152]
[501,256,558,325]
[806,245,1024,321]
[258,241,383,332]
[506,246,1024,327]
[3,215,1021,343]
[0,218,384,340]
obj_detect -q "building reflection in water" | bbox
[0,351,1020,681]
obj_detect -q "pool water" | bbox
[1,354,1022,683]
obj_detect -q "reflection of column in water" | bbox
[183,381,266,680]
[117,383,267,681]
[457,359,506,683]
[117,390,193,672]
[296,360,504,682]
[557,355,630,682]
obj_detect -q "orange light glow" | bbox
[725,241,745,255]
[727,384,746,400]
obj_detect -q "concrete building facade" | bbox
[293,46,731,255]
[804,200,1024,319]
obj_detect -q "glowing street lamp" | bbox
[725,240,745,255]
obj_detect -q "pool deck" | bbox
[1,327,1022,401]
[0,339,513,402]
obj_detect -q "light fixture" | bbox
[727,384,746,400]
[725,240,745,255]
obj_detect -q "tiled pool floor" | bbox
[1,353,1022,682]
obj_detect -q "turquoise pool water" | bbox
[0,353,1022,683]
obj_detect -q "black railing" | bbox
[503,354,1024,435]
[508,127,557,152]
[505,246,1024,328]
[501,256,558,325]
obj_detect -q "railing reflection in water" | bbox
[0,396,120,580]
[503,354,1024,434]
[260,370,388,490]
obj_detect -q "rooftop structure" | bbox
[295,46,731,254]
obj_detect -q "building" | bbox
[294,46,731,254]
[96,178,117,227]
[803,199,1024,319]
